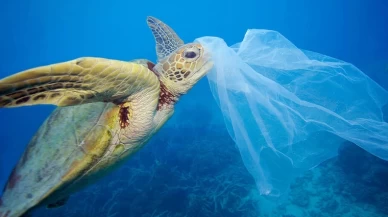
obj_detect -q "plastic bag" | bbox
[195,29,388,197]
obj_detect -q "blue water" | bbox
[0,0,387,216]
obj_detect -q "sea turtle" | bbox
[0,16,213,217]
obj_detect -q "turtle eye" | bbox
[182,46,201,62]
[184,51,197,58]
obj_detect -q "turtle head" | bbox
[154,43,213,95]
[147,16,213,96]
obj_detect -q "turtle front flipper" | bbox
[146,16,184,61]
[0,57,159,108]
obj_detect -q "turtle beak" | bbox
[200,47,214,76]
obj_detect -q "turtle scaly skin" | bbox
[0,16,213,217]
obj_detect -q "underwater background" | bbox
[0,0,387,216]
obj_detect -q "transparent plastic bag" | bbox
[195,29,388,197]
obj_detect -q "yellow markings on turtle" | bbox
[60,123,115,190]
[112,144,125,157]
[176,63,183,69]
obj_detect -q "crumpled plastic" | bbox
[195,29,388,197]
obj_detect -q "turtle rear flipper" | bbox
[0,58,159,108]
[46,196,69,209]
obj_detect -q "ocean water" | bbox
[0,0,387,216]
